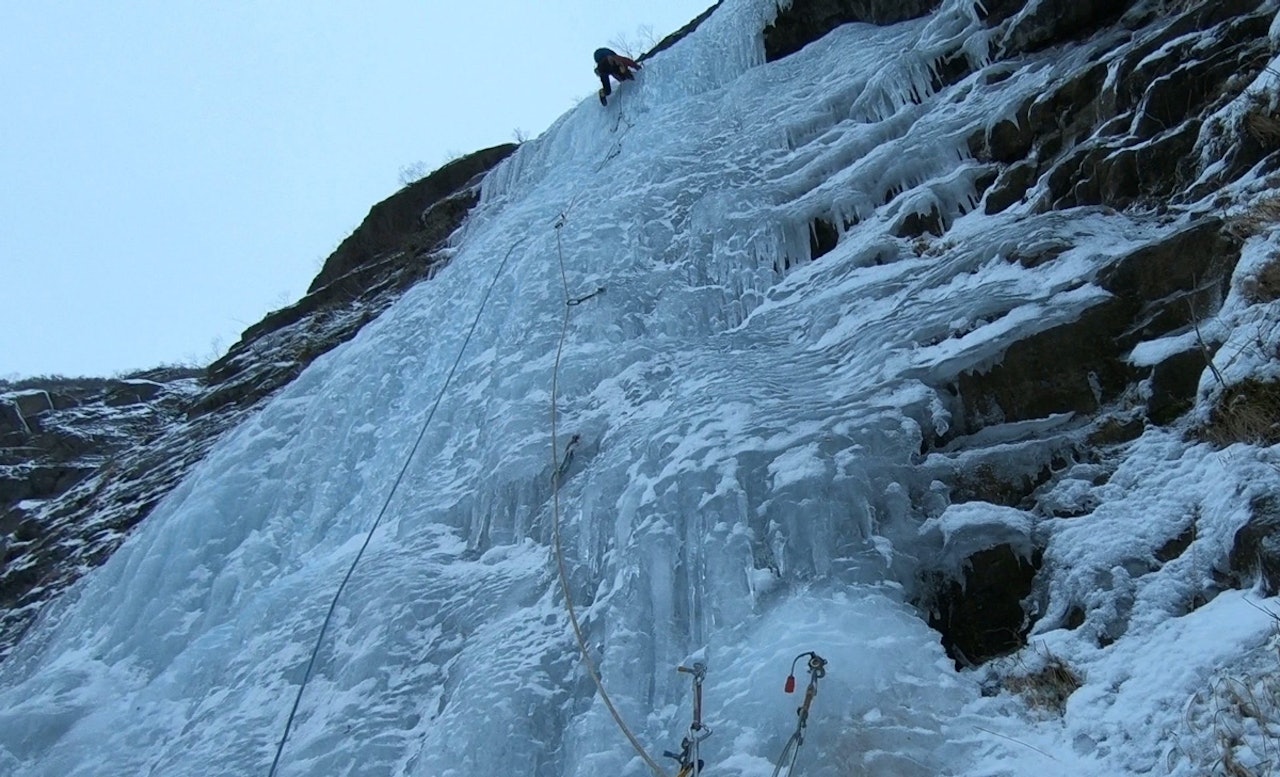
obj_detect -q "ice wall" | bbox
[1,1,1264,776]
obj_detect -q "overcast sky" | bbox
[1,1,712,380]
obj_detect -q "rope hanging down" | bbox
[266,238,527,777]
[771,651,829,777]
[548,212,670,777]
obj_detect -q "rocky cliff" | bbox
[766,0,1280,665]
[0,143,515,660]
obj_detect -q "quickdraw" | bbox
[566,286,606,307]
[550,210,667,777]
[771,651,828,777]
[665,662,712,777]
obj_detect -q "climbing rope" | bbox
[665,663,712,777]
[266,238,527,777]
[770,651,828,777]
[548,212,670,777]
[594,104,634,173]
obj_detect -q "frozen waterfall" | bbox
[5,1,1280,776]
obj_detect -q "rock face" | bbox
[756,0,1277,664]
[764,0,940,61]
[0,373,200,506]
[194,143,517,419]
[0,144,515,661]
[307,145,515,294]
[977,2,1276,216]
[998,0,1134,55]
[928,545,1041,667]
[951,220,1242,438]
[1229,495,1280,595]
[1,370,205,655]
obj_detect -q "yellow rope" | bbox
[549,214,670,777]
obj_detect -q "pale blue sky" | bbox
[1,1,711,379]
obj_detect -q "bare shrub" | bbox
[398,161,431,186]
[1172,625,1280,776]
[608,24,659,60]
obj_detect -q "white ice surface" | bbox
[4,2,1280,776]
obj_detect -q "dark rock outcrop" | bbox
[0,145,517,662]
[195,144,517,418]
[13,392,53,420]
[1096,219,1240,344]
[1146,347,1208,426]
[308,144,515,293]
[1,369,205,656]
[764,0,940,61]
[999,0,1134,56]
[984,161,1037,215]
[0,403,23,436]
[641,2,723,62]
[954,300,1135,432]
[763,0,1135,64]
[927,545,1042,667]
[1228,495,1280,595]
[969,2,1276,216]
[951,220,1242,437]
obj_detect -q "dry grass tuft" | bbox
[1247,112,1280,148]
[1253,260,1280,304]
[1239,251,1280,304]
[1245,91,1280,149]
[1228,196,1280,243]
[1197,379,1280,448]
[999,647,1082,716]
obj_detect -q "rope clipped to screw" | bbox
[549,209,668,777]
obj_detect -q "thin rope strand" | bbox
[770,732,801,777]
[267,238,525,777]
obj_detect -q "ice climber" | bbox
[593,47,641,106]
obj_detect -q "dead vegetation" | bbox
[1228,195,1280,244]
[1239,247,1280,304]
[1245,91,1280,149]
[1197,379,1280,448]
[1170,626,1280,776]
[996,645,1082,715]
